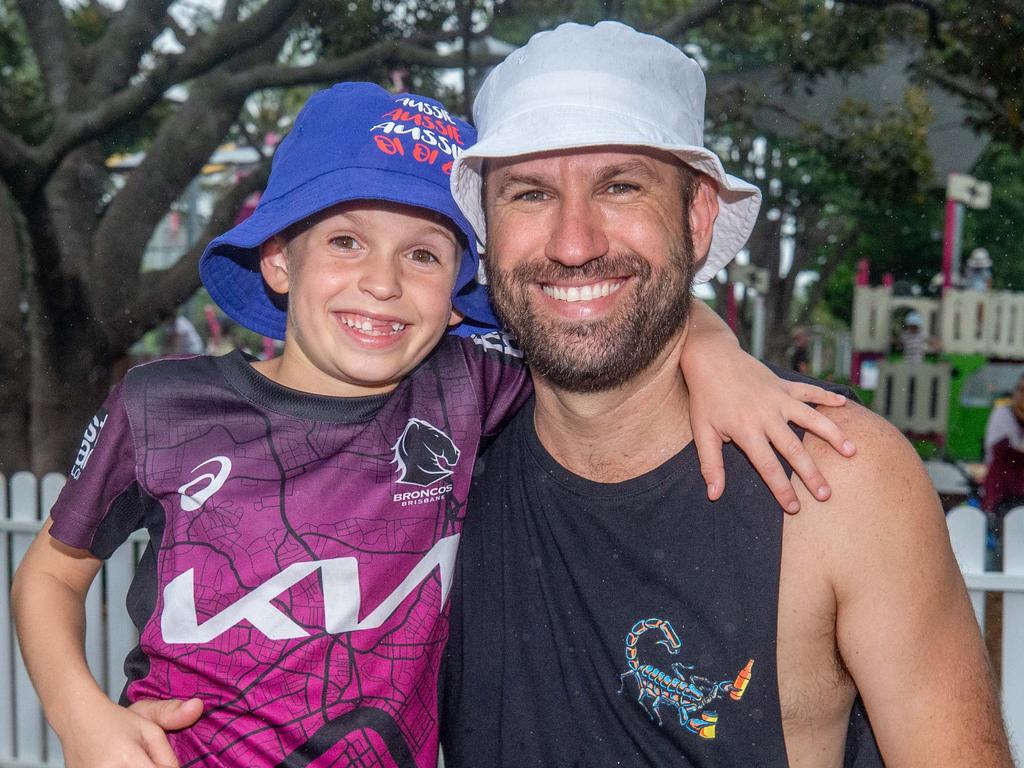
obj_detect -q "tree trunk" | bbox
[27,314,114,475]
[0,184,30,475]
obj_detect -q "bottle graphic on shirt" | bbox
[730,659,754,701]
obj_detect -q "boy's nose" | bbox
[544,196,609,267]
[359,256,402,301]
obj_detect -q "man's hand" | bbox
[58,697,201,768]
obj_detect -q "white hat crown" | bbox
[451,21,763,283]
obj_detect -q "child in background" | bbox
[12,83,849,768]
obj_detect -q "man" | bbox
[441,21,1011,767]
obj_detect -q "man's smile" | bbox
[540,280,624,303]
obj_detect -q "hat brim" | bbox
[201,164,495,340]
[451,105,762,283]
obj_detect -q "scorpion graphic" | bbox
[618,618,753,740]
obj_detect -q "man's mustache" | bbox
[501,253,653,284]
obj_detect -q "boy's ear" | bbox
[259,236,290,294]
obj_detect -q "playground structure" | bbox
[852,261,1024,459]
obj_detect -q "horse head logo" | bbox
[391,418,461,487]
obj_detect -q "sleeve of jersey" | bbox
[48,382,142,558]
[459,332,534,437]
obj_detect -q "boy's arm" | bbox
[12,519,188,768]
[682,301,855,513]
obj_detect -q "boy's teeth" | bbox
[339,314,407,335]
[542,280,622,303]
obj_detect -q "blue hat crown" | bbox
[200,82,495,339]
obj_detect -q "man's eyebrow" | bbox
[593,160,662,186]
[492,171,550,198]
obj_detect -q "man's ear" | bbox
[259,236,290,295]
[689,178,721,260]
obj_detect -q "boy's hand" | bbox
[688,356,855,513]
[60,697,201,768]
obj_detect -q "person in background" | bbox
[983,372,1024,522]
[897,310,936,364]
[964,247,993,293]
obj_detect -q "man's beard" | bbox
[488,245,695,393]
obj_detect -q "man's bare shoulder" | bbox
[801,400,940,523]
[789,401,954,604]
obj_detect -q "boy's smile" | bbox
[254,201,463,397]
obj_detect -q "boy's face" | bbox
[260,201,463,397]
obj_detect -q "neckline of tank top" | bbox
[516,399,703,499]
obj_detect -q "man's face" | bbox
[483,147,717,392]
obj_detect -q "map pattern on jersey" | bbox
[49,335,528,768]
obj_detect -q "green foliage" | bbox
[913,0,1024,148]
[963,143,1024,291]
[0,0,49,143]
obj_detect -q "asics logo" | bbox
[177,456,232,511]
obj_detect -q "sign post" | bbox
[943,173,992,290]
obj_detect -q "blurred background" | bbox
[1,0,1022,477]
[0,0,1022,764]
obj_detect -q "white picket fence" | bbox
[1,473,1022,766]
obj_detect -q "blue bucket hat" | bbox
[200,82,496,339]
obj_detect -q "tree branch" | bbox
[917,67,1006,120]
[88,0,176,99]
[108,161,272,351]
[19,0,303,196]
[232,40,504,92]
[14,0,78,110]
[652,0,756,39]
[93,72,247,311]
[837,0,945,49]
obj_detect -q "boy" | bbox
[12,83,848,768]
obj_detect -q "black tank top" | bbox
[442,397,883,767]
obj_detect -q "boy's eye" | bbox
[329,235,359,249]
[408,248,440,264]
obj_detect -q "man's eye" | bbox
[408,248,439,264]
[329,235,359,249]
[513,190,548,202]
[606,182,639,194]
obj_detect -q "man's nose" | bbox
[544,196,609,267]
[358,254,402,301]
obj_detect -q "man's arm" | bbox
[11,519,190,768]
[803,406,1013,767]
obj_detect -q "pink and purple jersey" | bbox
[49,333,529,767]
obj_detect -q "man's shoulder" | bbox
[794,400,945,579]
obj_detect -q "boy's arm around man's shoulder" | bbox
[799,402,1014,767]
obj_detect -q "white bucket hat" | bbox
[450,20,763,283]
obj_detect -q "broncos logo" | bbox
[391,418,461,487]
